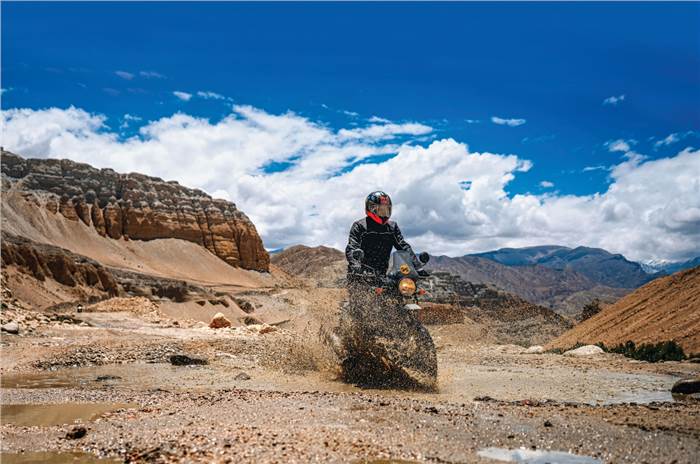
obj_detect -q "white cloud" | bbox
[173,91,192,101]
[539,181,554,188]
[2,105,699,262]
[120,113,143,129]
[1,87,12,95]
[491,116,526,127]
[139,71,166,79]
[654,131,697,149]
[606,139,634,153]
[603,94,625,106]
[583,165,608,172]
[115,70,135,80]
[465,119,481,124]
[337,122,433,141]
[196,91,226,100]
[342,110,359,117]
[369,116,391,123]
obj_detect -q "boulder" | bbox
[563,345,604,357]
[671,378,700,395]
[1,321,19,334]
[209,312,232,329]
[258,324,277,335]
[169,354,208,366]
[234,372,251,381]
[66,425,87,439]
[525,345,545,354]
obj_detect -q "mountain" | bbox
[426,255,629,318]
[1,150,283,325]
[270,244,346,287]
[471,245,655,288]
[641,257,700,275]
[548,266,700,354]
[1,150,269,271]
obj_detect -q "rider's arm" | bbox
[345,221,364,265]
[392,223,422,268]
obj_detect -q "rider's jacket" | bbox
[345,217,419,276]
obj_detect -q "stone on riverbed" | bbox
[209,312,232,329]
[169,354,208,366]
[524,345,544,354]
[671,378,700,395]
[563,345,604,357]
[1,321,19,334]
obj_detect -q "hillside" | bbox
[427,255,629,317]
[548,266,700,353]
[1,150,269,271]
[271,245,346,287]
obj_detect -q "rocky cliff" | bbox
[1,151,269,272]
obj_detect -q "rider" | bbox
[345,191,423,281]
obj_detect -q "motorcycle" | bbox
[332,249,438,390]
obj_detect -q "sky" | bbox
[1,2,699,263]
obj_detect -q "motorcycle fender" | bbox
[404,303,421,312]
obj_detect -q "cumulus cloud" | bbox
[491,116,526,127]
[173,91,192,101]
[1,105,698,262]
[196,91,226,100]
[603,94,625,106]
[369,116,391,123]
[115,70,135,80]
[465,119,481,124]
[539,181,554,188]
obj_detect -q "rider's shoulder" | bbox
[351,217,368,229]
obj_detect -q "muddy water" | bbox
[1,359,679,406]
[477,447,602,463]
[1,403,136,426]
[0,452,120,464]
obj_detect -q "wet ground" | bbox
[1,311,699,463]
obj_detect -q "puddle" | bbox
[1,403,136,426]
[0,452,119,464]
[0,361,683,406]
[477,447,602,463]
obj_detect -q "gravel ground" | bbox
[1,313,699,463]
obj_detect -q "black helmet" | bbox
[365,191,392,224]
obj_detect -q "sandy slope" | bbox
[548,266,700,353]
[2,190,271,288]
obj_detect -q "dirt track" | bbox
[2,309,699,463]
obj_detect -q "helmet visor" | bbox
[374,203,392,218]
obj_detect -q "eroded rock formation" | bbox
[1,151,269,271]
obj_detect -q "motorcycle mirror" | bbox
[418,252,430,264]
[351,249,364,261]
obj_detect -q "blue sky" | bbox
[2,2,700,261]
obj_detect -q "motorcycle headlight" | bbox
[398,278,416,296]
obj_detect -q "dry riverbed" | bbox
[1,312,699,463]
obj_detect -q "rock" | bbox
[66,425,87,439]
[95,375,122,382]
[671,378,700,395]
[1,321,19,334]
[234,372,251,381]
[209,312,232,329]
[234,298,255,313]
[686,358,700,364]
[169,354,208,366]
[525,345,545,354]
[544,420,553,427]
[241,316,262,326]
[258,324,277,334]
[1,151,269,271]
[563,345,604,357]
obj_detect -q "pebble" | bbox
[66,425,87,439]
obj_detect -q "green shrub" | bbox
[597,340,686,362]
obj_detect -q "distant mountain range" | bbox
[469,245,656,288]
[640,257,700,275]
